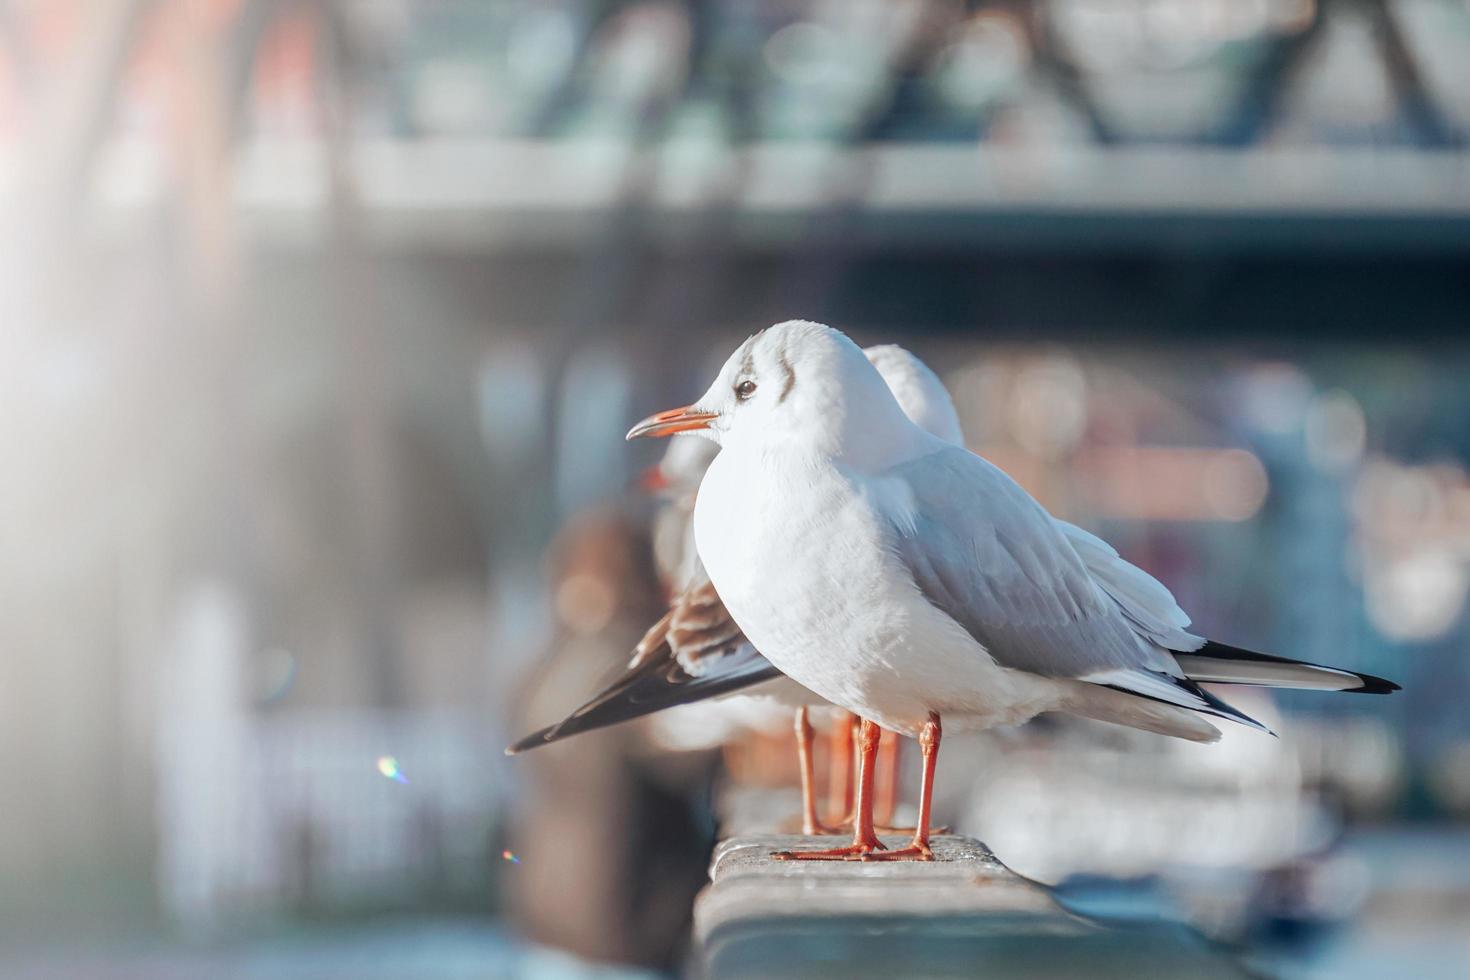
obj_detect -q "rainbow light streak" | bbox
[501,850,521,864]
[376,755,409,784]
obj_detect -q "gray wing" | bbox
[1053,520,1205,653]
[884,447,1181,681]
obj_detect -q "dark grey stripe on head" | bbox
[734,332,760,379]
[738,348,754,379]
[776,348,796,403]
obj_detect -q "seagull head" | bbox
[627,320,922,464]
[863,345,964,448]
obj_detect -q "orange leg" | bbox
[794,707,839,835]
[864,712,940,861]
[874,734,900,828]
[826,710,855,826]
[774,718,886,860]
[870,732,946,834]
[826,729,945,836]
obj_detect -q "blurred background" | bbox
[2,0,1469,977]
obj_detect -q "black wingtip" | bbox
[1192,681,1276,737]
[1194,640,1400,695]
[1352,672,1401,695]
[503,651,783,756]
[504,724,558,756]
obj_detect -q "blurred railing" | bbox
[155,707,503,932]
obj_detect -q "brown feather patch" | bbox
[668,580,746,675]
[627,608,674,669]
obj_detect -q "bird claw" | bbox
[772,839,887,861]
[855,842,934,862]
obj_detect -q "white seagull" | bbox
[508,344,967,836]
[626,320,1398,861]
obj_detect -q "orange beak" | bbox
[625,405,717,441]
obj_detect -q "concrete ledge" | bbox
[704,836,1065,922]
[695,835,1247,979]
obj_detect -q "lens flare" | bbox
[376,755,408,783]
[501,849,521,864]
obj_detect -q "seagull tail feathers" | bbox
[1175,640,1399,695]
[1064,682,1223,744]
[1075,667,1273,737]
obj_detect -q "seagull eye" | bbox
[735,380,757,401]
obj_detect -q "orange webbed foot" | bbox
[772,838,886,861]
[855,841,933,862]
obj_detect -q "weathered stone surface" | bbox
[705,835,1063,920]
[695,835,1248,979]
